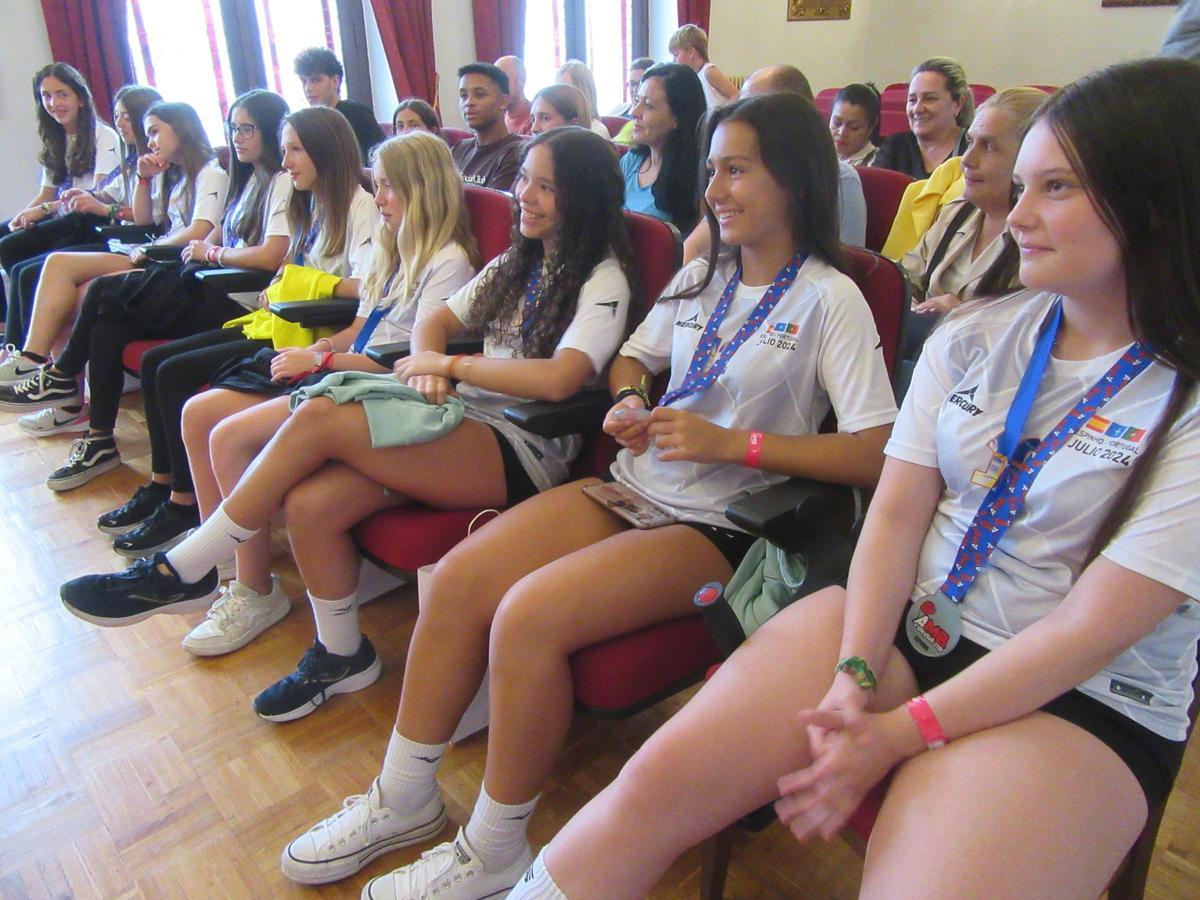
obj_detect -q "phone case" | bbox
[582,481,677,529]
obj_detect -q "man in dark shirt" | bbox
[294,47,385,165]
[451,63,527,192]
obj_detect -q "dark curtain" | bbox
[40,0,134,122]
[676,0,711,32]
[369,0,437,103]
[472,0,526,63]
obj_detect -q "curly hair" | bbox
[33,62,98,186]
[461,127,634,360]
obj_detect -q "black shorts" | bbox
[487,425,539,505]
[597,472,755,571]
[894,623,1186,808]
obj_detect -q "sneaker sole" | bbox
[113,526,196,559]
[181,600,291,657]
[60,590,219,628]
[19,418,90,437]
[46,455,122,492]
[361,880,514,900]
[0,393,81,412]
[280,806,448,885]
[256,654,383,723]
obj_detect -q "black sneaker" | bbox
[60,552,219,627]
[0,367,80,411]
[97,483,172,535]
[253,637,381,723]
[113,501,201,558]
[46,434,121,492]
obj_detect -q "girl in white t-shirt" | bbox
[509,59,1200,900]
[287,91,892,898]
[172,130,478,656]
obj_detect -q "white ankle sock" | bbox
[309,590,361,656]
[164,504,256,584]
[464,785,539,870]
[377,729,447,815]
[508,848,568,899]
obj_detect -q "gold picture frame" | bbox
[788,1,852,21]
[1100,1,1177,7]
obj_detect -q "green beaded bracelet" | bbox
[834,655,878,691]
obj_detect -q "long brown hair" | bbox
[283,106,363,262]
[33,62,98,185]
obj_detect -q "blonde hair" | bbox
[362,131,480,309]
[978,86,1047,138]
[669,24,709,61]
[555,60,600,124]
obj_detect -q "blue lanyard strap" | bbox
[351,271,399,354]
[520,252,545,336]
[660,252,807,407]
[294,215,322,266]
[939,316,1155,603]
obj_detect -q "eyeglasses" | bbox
[230,123,258,139]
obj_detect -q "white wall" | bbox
[0,0,53,216]
[432,0,477,128]
[707,0,1177,93]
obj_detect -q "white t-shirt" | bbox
[445,253,632,491]
[886,290,1200,740]
[612,256,898,529]
[356,242,476,346]
[224,170,292,249]
[40,121,121,192]
[91,150,135,208]
[303,187,377,278]
[154,160,229,236]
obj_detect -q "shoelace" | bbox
[399,841,460,892]
[293,643,328,680]
[208,585,249,628]
[65,437,91,464]
[11,369,49,397]
[310,791,373,849]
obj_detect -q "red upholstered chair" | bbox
[441,127,472,148]
[463,185,514,264]
[969,83,996,106]
[878,108,909,137]
[815,87,840,120]
[880,84,908,110]
[857,166,915,253]
[1026,84,1058,94]
[600,115,631,138]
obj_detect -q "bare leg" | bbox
[24,253,132,356]
[540,589,918,898]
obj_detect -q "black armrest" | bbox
[92,223,160,242]
[269,299,358,326]
[139,244,183,263]
[365,337,484,368]
[724,479,858,555]
[502,389,611,438]
[194,267,274,307]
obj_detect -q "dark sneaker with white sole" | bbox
[46,434,121,492]
[60,552,219,627]
[253,637,381,722]
[0,367,80,411]
[97,483,171,534]
[113,501,200,558]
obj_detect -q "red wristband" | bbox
[905,695,948,749]
[744,430,765,468]
[320,350,334,371]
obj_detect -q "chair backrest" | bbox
[600,115,631,138]
[879,108,909,136]
[880,84,908,110]
[463,185,514,265]
[969,83,996,106]
[842,247,910,384]
[441,127,473,148]
[1026,84,1058,94]
[856,166,915,253]
[215,145,231,172]
[815,94,835,120]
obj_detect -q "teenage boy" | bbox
[668,24,737,110]
[452,63,527,192]
[294,47,384,164]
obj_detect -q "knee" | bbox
[418,545,503,634]
[181,392,224,448]
[208,414,252,473]
[489,574,562,663]
[281,477,341,534]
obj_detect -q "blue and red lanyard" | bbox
[659,253,806,407]
[294,215,322,266]
[351,271,400,354]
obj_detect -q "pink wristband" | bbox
[745,430,765,468]
[905,695,948,749]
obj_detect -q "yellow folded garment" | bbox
[881,157,965,261]
[223,263,344,349]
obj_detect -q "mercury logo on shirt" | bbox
[947,385,984,416]
[674,311,702,330]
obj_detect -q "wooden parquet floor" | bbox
[1,393,1198,899]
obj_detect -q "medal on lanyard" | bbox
[659,252,806,407]
[906,300,1155,656]
[519,252,544,336]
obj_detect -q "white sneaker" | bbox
[281,778,447,885]
[181,575,291,656]
[360,828,532,900]
[0,347,42,385]
[18,403,90,436]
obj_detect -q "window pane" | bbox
[255,0,344,113]
[585,0,630,116]
[125,0,234,146]
[524,0,566,96]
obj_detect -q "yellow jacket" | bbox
[881,156,965,261]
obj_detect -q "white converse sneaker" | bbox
[18,403,90,437]
[281,778,447,885]
[360,828,532,900]
[181,575,290,656]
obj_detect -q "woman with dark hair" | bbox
[0,63,120,327]
[529,83,589,135]
[621,62,705,231]
[510,58,1200,900]
[830,82,881,166]
[392,98,440,135]
[270,92,885,899]
[874,56,974,179]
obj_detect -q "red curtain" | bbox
[676,0,711,32]
[370,0,437,104]
[40,0,134,122]
[472,0,526,63]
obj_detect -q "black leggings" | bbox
[140,329,270,493]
